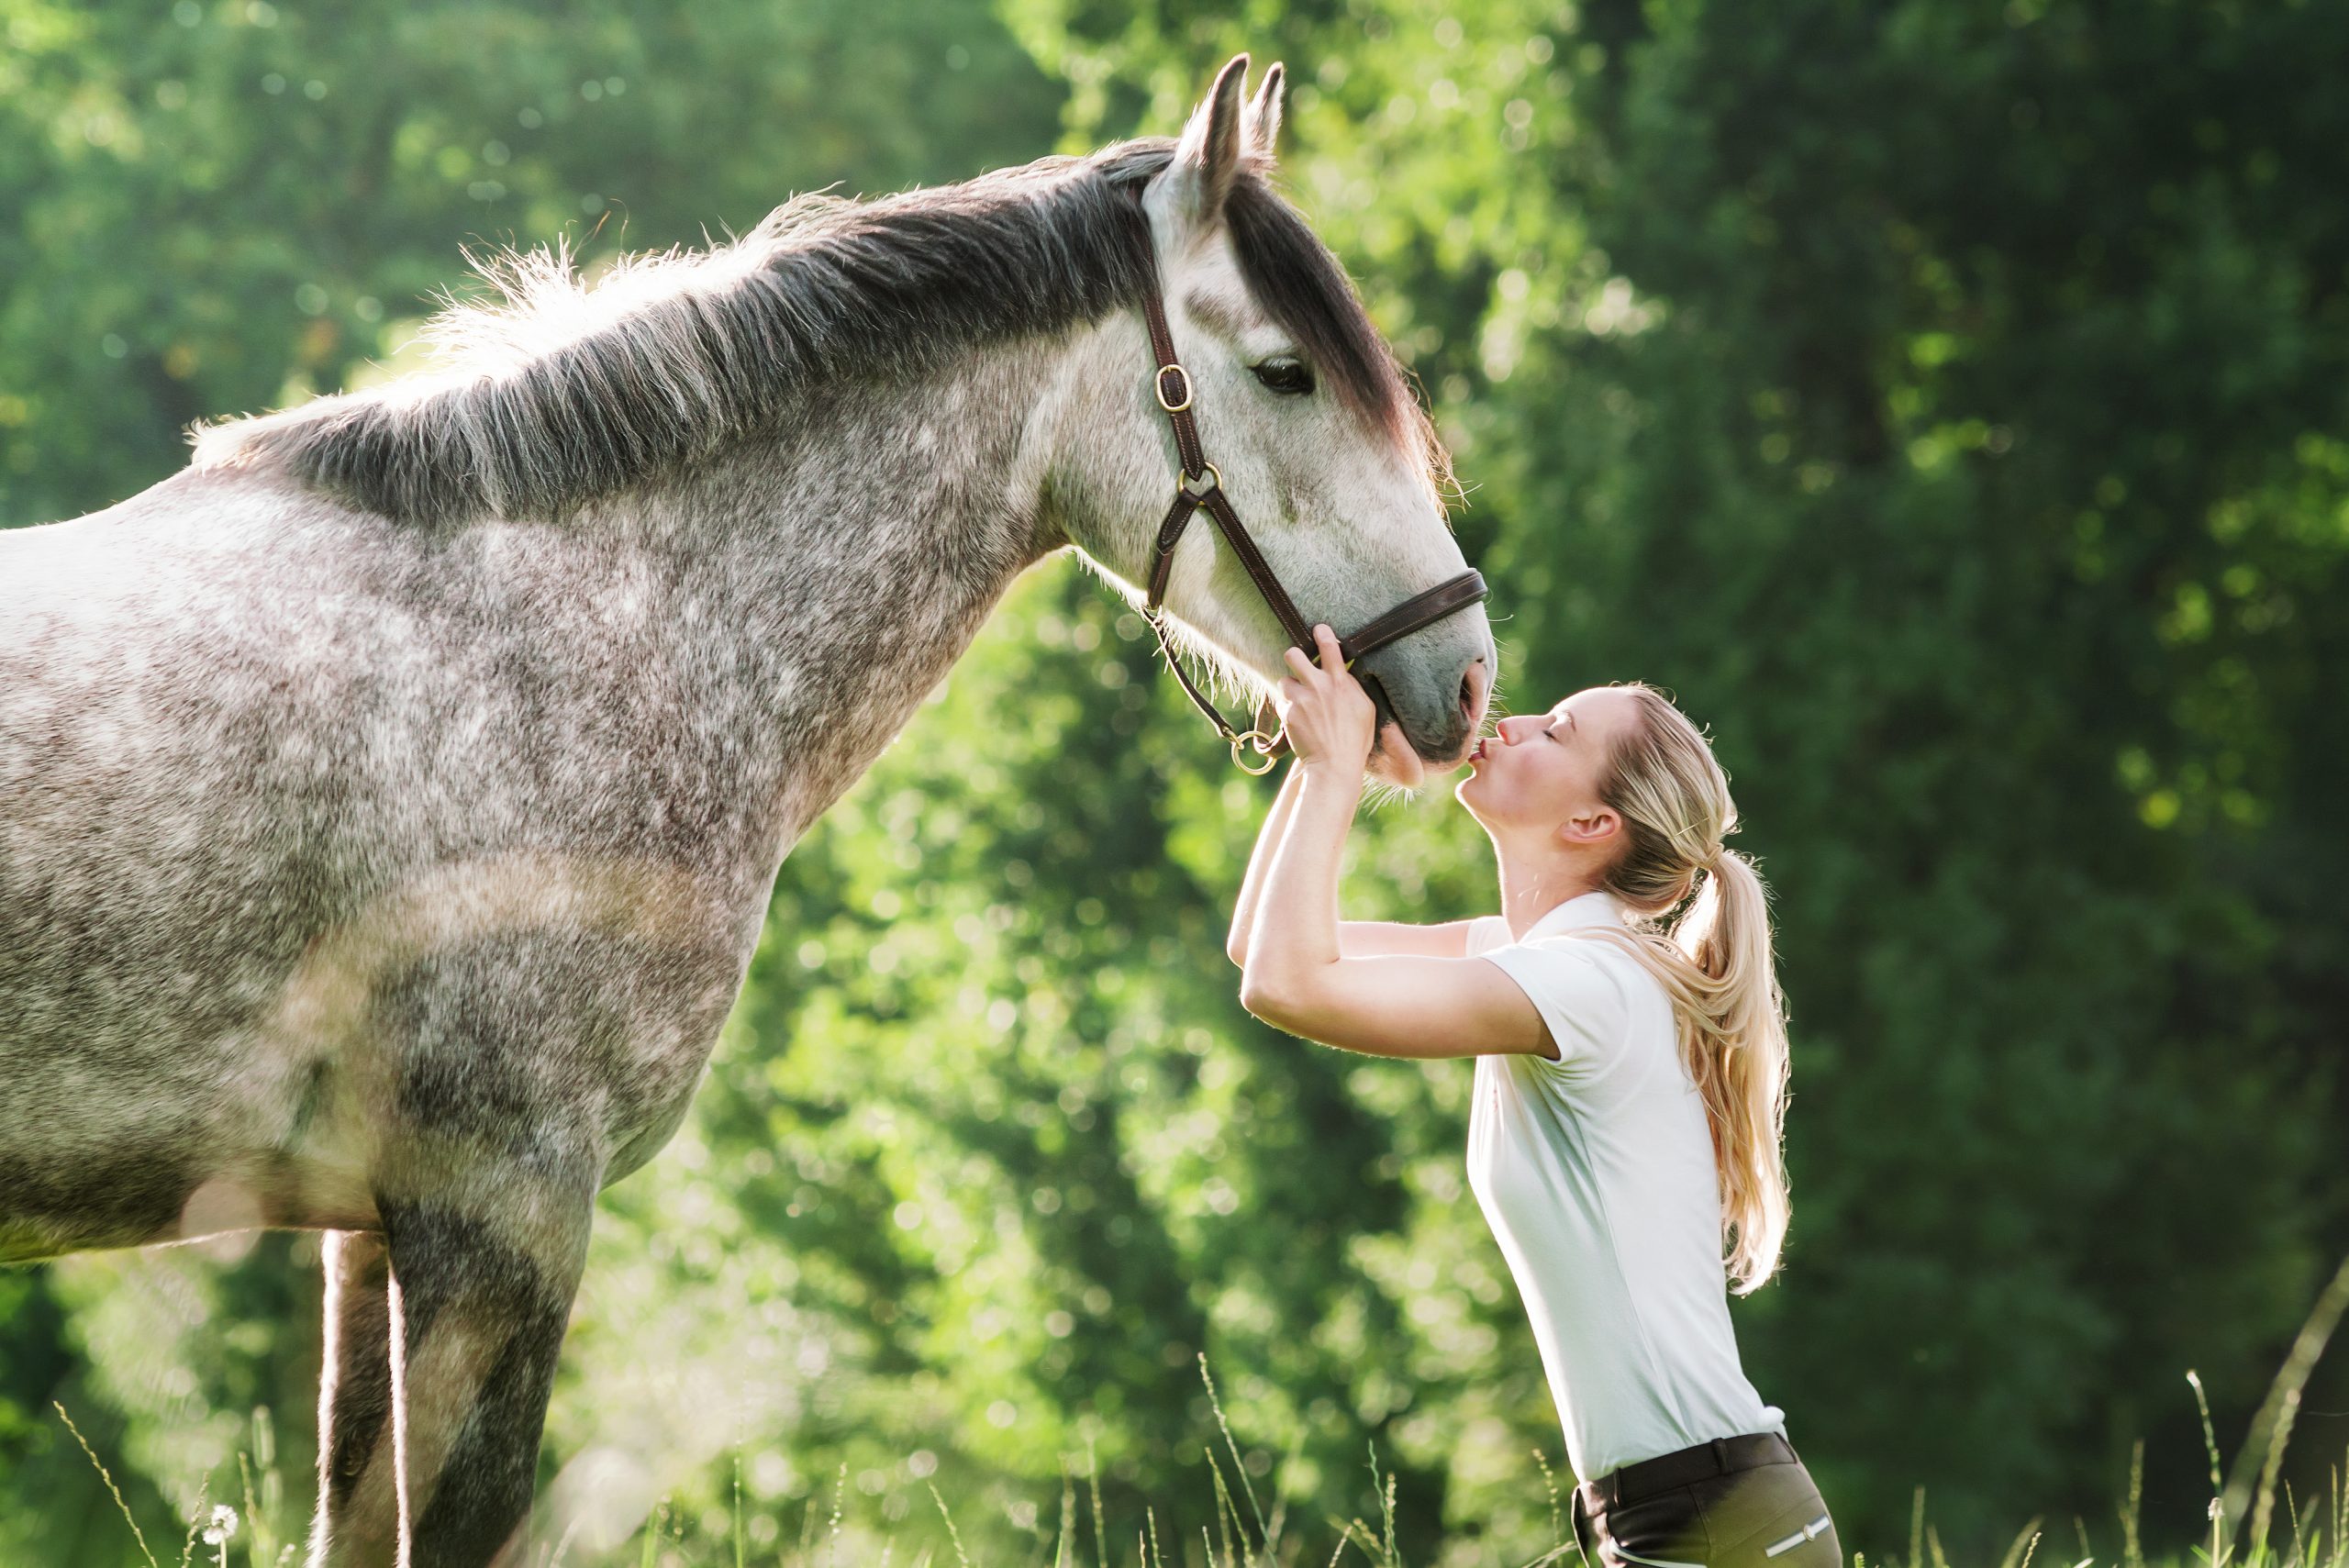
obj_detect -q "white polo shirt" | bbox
[1464,890,1786,1481]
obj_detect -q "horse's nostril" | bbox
[1453,659,1491,751]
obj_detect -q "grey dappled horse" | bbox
[0,58,1493,1566]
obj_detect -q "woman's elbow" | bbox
[1236,973,1277,1022]
[1237,973,1304,1028]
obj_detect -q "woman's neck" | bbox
[1495,851,1609,941]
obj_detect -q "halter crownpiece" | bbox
[1129,236,1490,774]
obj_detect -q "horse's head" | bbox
[1052,56,1495,788]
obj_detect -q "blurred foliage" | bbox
[0,0,1055,524]
[3,0,2345,1565]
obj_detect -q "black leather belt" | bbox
[1579,1431,1798,1514]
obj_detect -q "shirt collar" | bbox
[1519,889,1627,943]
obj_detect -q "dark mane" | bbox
[193,139,1429,524]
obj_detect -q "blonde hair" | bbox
[1582,684,1791,1295]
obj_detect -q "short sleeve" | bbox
[1478,937,1632,1073]
[1462,914,1516,958]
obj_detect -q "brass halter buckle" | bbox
[1155,364,1194,413]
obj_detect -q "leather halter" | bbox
[1134,284,1490,774]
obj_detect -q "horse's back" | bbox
[3,466,373,1033]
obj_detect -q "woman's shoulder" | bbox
[1469,919,1665,1019]
[1473,929,1632,1063]
[1463,914,1516,958]
[1475,917,1656,984]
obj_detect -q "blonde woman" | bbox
[1229,626,1838,1568]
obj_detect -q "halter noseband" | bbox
[1132,277,1490,774]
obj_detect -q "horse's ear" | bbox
[1245,61,1285,159]
[1154,54,1252,239]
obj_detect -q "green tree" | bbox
[0,0,1057,528]
[0,3,1062,1561]
[6,0,2344,1562]
[998,0,2349,1550]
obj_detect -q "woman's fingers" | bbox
[1314,624,1344,673]
[1277,629,1372,768]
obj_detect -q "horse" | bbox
[0,56,1494,1566]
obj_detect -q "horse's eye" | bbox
[1250,357,1316,396]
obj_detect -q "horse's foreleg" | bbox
[387,1184,596,1566]
[309,1166,596,1568]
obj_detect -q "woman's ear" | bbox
[1146,54,1252,248]
[1558,806,1620,852]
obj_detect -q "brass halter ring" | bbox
[1180,462,1222,498]
[1229,728,1281,775]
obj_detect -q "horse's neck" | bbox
[629,340,1074,849]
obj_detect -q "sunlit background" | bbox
[3,0,2345,1563]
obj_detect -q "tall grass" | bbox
[58,1252,2349,1568]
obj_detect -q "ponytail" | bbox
[1582,687,1792,1294]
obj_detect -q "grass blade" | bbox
[2225,1253,2349,1562]
[1198,1356,1270,1555]
[2120,1440,2145,1568]
[640,1498,666,1568]
[1993,1518,2043,1568]
[55,1401,159,1568]
[930,1481,977,1568]
[1090,1440,1109,1568]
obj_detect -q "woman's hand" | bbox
[1275,625,1376,775]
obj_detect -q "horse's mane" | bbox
[193,139,1430,526]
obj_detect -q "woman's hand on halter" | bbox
[1276,625,1377,775]
[1242,620,1552,1062]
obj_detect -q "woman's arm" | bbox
[1236,628,1551,1061]
[1227,762,1475,963]
[1340,919,1478,960]
[1226,760,1308,965]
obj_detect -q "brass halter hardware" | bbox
[1155,363,1196,414]
[1230,729,1281,776]
[1130,249,1490,772]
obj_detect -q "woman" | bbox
[1228,626,1838,1568]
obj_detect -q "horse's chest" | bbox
[321,883,759,1162]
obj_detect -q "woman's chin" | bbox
[1454,757,1495,812]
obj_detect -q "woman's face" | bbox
[1456,686,1643,848]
